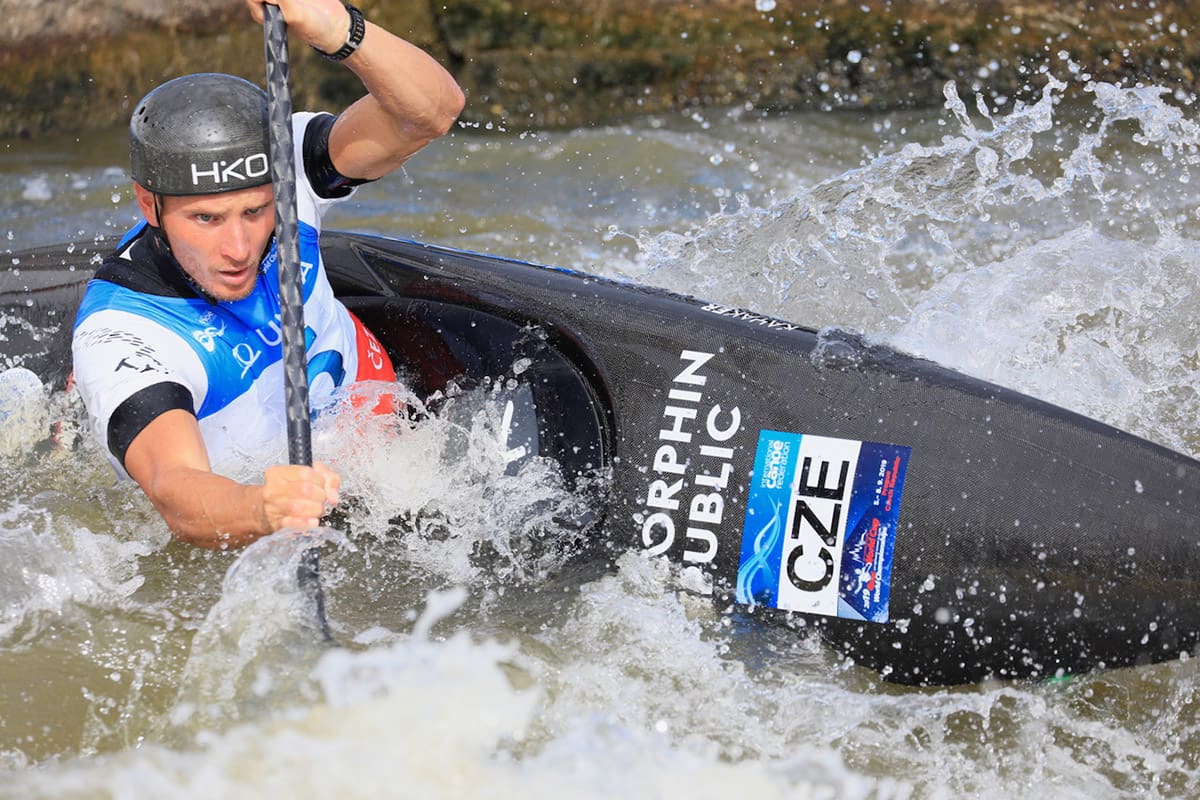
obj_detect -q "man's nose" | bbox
[223,221,253,262]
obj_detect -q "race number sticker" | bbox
[736,430,910,622]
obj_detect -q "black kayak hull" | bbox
[5,231,1199,685]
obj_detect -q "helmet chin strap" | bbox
[149,194,172,250]
[147,193,183,263]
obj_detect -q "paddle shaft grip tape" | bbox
[263,6,313,468]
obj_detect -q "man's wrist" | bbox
[314,3,366,62]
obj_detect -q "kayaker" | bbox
[70,0,465,548]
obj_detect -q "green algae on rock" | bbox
[2,0,1198,138]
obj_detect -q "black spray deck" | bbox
[6,231,1200,685]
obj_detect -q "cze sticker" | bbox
[736,430,910,623]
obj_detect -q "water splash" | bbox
[629,78,1200,453]
[0,367,47,456]
[312,379,602,594]
[162,527,347,742]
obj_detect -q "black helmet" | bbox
[129,73,271,196]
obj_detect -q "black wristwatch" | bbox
[315,3,365,62]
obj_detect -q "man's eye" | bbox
[195,214,214,223]
[246,206,266,217]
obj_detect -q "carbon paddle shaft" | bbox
[263,6,312,466]
[264,7,331,639]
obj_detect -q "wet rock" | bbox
[2,0,1199,138]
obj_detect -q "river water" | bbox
[2,74,1200,798]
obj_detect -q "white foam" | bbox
[0,366,47,455]
[20,175,53,203]
[0,580,889,800]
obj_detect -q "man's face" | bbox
[135,183,276,302]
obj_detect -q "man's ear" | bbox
[133,183,159,226]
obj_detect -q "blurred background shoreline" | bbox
[4,0,1200,139]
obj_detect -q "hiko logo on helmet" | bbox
[190,153,270,188]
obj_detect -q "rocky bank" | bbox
[2,0,1199,138]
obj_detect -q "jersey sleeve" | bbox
[293,112,362,226]
[71,305,208,475]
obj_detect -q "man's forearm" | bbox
[145,467,271,549]
[143,462,341,549]
[330,19,466,178]
[345,22,465,140]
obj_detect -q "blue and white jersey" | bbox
[72,113,362,477]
